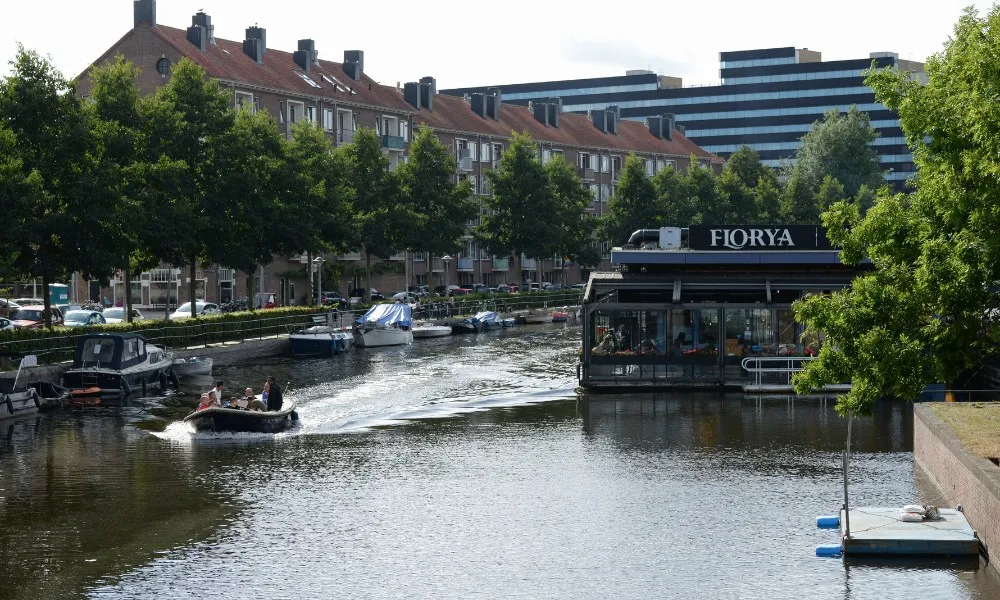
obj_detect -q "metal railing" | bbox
[741,355,818,386]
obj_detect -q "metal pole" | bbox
[317,257,323,303]
[843,409,853,546]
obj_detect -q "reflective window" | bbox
[684,119,900,138]
[722,69,867,85]
[720,56,797,69]
[502,82,659,101]
[699,137,907,154]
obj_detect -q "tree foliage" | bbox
[793,6,1000,415]
[791,106,884,197]
[598,154,660,245]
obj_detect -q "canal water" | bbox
[0,325,998,599]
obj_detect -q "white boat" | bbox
[0,355,41,420]
[523,311,554,324]
[353,303,414,348]
[171,356,214,376]
[473,311,502,330]
[412,323,452,338]
[289,326,354,356]
[501,318,516,328]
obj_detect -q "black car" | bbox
[349,288,385,301]
[315,291,347,308]
[433,285,448,297]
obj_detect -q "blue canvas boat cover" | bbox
[357,303,412,327]
[473,311,499,324]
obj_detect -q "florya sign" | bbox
[688,225,832,251]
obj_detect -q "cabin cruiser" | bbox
[447,317,482,335]
[62,333,173,404]
[353,304,413,347]
[290,325,354,357]
[411,323,453,338]
[473,311,502,331]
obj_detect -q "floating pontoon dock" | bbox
[840,507,980,556]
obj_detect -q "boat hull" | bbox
[412,325,452,338]
[523,314,554,324]
[183,402,297,433]
[0,389,39,420]
[448,321,482,335]
[171,358,214,376]
[354,328,413,347]
[63,365,171,405]
[290,332,354,356]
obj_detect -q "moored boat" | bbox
[448,318,482,335]
[551,311,570,323]
[501,318,516,328]
[171,356,214,376]
[411,323,452,338]
[354,304,413,347]
[183,400,297,433]
[62,333,173,405]
[523,311,554,324]
[473,311,502,331]
[0,355,41,420]
[290,326,354,356]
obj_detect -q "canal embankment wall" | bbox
[913,403,1000,571]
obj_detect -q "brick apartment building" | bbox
[70,0,721,308]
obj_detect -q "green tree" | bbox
[815,175,846,212]
[794,6,1000,415]
[653,167,698,226]
[478,132,556,270]
[398,126,475,291]
[0,46,109,326]
[753,177,783,224]
[685,159,724,224]
[792,106,884,197]
[142,57,234,317]
[347,127,405,295]
[598,154,660,245]
[716,169,756,223]
[780,167,820,224]
[545,155,600,275]
[726,145,776,190]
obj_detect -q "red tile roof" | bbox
[149,25,413,112]
[411,93,720,160]
[116,23,717,161]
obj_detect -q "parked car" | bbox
[0,317,13,331]
[0,299,21,317]
[471,283,490,294]
[102,307,145,324]
[542,283,564,291]
[391,291,418,303]
[432,285,448,297]
[449,288,471,297]
[408,285,429,298]
[495,284,516,294]
[314,291,347,308]
[349,288,384,302]
[8,306,64,328]
[571,283,587,290]
[12,298,44,307]
[168,302,221,320]
[63,310,107,327]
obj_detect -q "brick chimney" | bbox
[294,39,318,72]
[343,50,364,81]
[186,11,214,51]
[243,26,266,64]
[134,0,156,28]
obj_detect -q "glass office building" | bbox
[442,47,925,184]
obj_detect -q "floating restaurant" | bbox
[578,225,870,390]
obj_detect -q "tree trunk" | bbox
[124,266,133,323]
[189,259,197,318]
[365,247,372,303]
[307,251,313,306]
[247,271,254,311]
[427,253,435,295]
[42,276,51,329]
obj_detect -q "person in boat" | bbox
[266,376,283,411]
[245,387,267,412]
[197,393,217,411]
[207,381,225,406]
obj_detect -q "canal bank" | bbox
[914,403,1000,573]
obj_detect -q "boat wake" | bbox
[152,418,301,443]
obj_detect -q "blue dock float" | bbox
[840,507,980,556]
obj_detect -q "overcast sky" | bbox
[1,1,995,87]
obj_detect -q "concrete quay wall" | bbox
[914,404,1000,571]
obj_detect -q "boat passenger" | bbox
[245,387,267,412]
[209,380,225,403]
[266,376,283,411]
[196,393,216,411]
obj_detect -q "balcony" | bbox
[457,257,474,272]
[382,134,405,150]
[431,258,444,272]
[579,167,595,181]
[492,257,509,271]
[337,128,355,144]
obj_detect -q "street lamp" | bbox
[313,256,326,305]
[441,255,452,292]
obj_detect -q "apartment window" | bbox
[306,106,316,123]
[481,176,492,196]
[552,149,564,161]
[601,184,611,202]
[578,153,591,169]
[469,175,478,195]
[481,142,491,163]
[589,184,599,200]
[612,156,622,178]
[287,100,305,125]
[469,142,478,162]
[235,91,255,112]
[456,139,470,161]
[382,116,398,137]
[541,149,552,165]
[600,155,610,173]
[664,160,676,172]
[337,109,356,133]
[644,159,655,177]
[323,109,334,131]
[492,143,503,164]
[655,159,665,173]
[401,120,410,142]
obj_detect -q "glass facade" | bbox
[722,68,866,85]
[719,56,797,69]
[502,82,658,100]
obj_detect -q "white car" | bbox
[0,317,13,331]
[169,302,221,320]
[102,307,145,324]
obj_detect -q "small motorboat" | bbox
[354,304,413,347]
[290,325,354,356]
[448,318,482,335]
[501,318,516,328]
[0,355,41,420]
[411,323,452,338]
[171,356,214,376]
[473,311,502,331]
[62,333,173,405]
[183,400,297,433]
[551,311,570,323]
[522,311,554,324]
